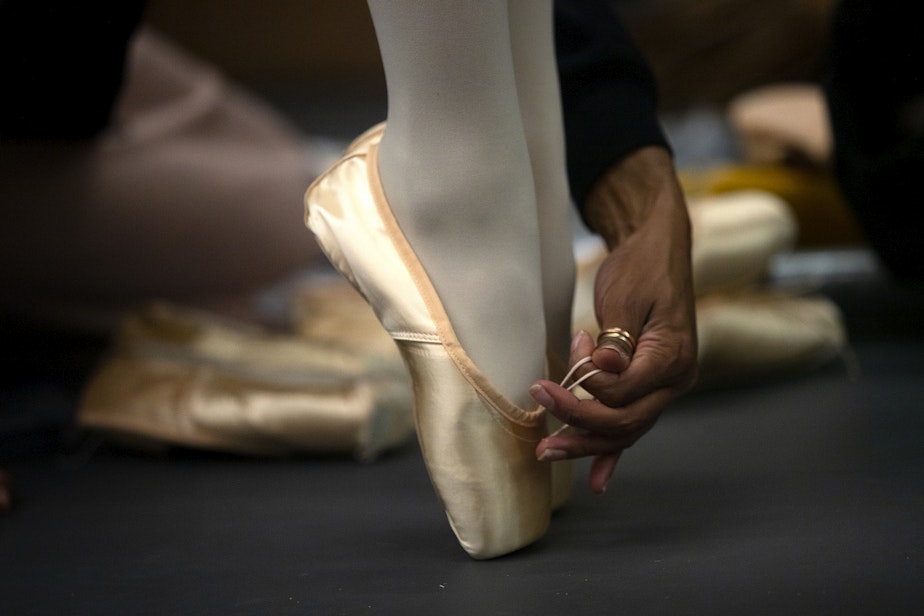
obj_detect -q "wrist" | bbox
[583,146,686,249]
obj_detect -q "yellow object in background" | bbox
[679,164,867,248]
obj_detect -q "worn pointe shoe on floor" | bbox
[694,291,847,389]
[77,302,413,461]
[687,190,798,295]
[680,164,866,248]
[305,132,551,559]
[727,83,832,168]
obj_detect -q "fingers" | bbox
[581,328,632,374]
[531,379,670,453]
[564,330,656,409]
[531,379,660,495]
[589,453,621,494]
[537,306,695,495]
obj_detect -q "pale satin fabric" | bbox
[694,292,847,388]
[687,190,798,295]
[727,83,833,168]
[305,136,550,559]
[78,302,413,461]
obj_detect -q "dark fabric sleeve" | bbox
[554,0,671,208]
[822,0,924,279]
[0,1,146,139]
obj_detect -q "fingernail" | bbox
[598,341,631,360]
[603,469,616,493]
[570,330,588,352]
[529,383,554,408]
[538,448,567,462]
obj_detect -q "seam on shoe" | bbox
[390,331,440,343]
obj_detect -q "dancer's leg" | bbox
[508,0,576,366]
[367,0,547,406]
[0,30,323,330]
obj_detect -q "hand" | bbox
[529,146,699,494]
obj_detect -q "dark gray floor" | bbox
[2,271,923,615]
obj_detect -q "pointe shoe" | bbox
[687,190,798,295]
[544,348,576,511]
[727,83,832,168]
[77,302,413,460]
[305,131,550,559]
[292,274,411,397]
[336,121,578,513]
[694,291,847,389]
[679,164,865,248]
[295,273,577,514]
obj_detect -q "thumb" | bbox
[592,327,634,373]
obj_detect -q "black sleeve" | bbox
[822,0,924,279]
[0,1,146,139]
[554,0,671,208]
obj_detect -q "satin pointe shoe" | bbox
[344,123,573,503]
[305,132,551,559]
[687,190,798,295]
[694,291,847,389]
[728,83,832,168]
[77,302,414,461]
[544,348,577,510]
[680,164,865,248]
[295,274,577,512]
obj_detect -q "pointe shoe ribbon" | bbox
[305,131,550,559]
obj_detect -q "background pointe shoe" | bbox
[78,302,413,461]
[694,291,847,389]
[687,189,797,295]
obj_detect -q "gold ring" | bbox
[596,327,636,355]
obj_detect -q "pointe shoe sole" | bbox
[305,132,550,559]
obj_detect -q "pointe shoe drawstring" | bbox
[548,355,600,437]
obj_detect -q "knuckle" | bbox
[557,404,585,430]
